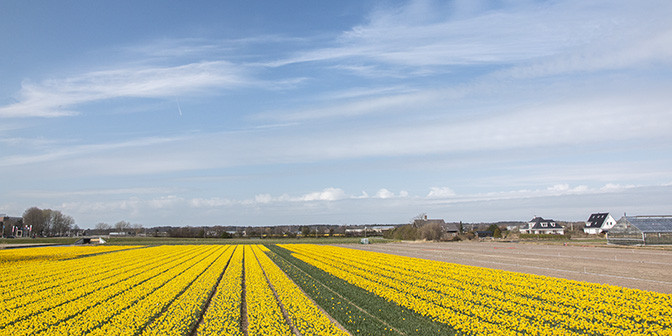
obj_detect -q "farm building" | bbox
[607,216,672,245]
[412,217,445,228]
[413,217,459,237]
[583,213,617,234]
[521,216,564,235]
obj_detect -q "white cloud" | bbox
[600,183,636,191]
[254,194,273,204]
[4,85,669,177]
[427,187,456,198]
[270,0,672,75]
[300,188,347,201]
[0,136,181,168]
[547,184,570,192]
[547,184,589,194]
[17,187,176,198]
[375,188,395,199]
[189,197,234,208]
[0,61,249,118]
[147,195,182,209]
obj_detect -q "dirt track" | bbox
[340,241,672,294]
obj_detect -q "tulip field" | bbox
[1,243,671,335]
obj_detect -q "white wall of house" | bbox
[584,227,601,234]
[602,214,617,231]
[583,213,617,234]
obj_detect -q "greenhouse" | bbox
[607,216,672,245]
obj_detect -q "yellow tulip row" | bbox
[85,246,228,336]
[252,245,348,336]
[282,244,672,336]
[0,245,135,266]
[2,244,355,335]
[140,246,236,336]
[3,245,218,336]
[0,245,187,329]
[0,245,138,290]
[1,248,148,305]
[244,245,294,335]
[310,246,671,334]
[197,245,245,336]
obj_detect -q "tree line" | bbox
[93,221,144,234]
[20,207,76,237]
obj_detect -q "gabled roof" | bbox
[528,217,562,229]
[444,222,459,232]
[621,216,672,233]
[586,213,610,228]
[413,219,445,228]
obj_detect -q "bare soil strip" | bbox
[342,241,672,294]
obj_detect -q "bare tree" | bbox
[95,222,111,230]
[23,207,46,236]
[51,211,74,236]
[132,223,144,235]
[114,220,132,232]
[419,222,444,241]
[410,213,428,223]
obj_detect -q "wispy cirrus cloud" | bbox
[4,84,668,176]
[267,0,672,78]
[0,61,250,118]
[17,187,178,198]
[0,136,181,167]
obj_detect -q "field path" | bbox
[341,241,672,294]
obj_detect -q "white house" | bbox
[583,213,617,234]
[521,217,564,235]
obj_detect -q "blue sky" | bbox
[1,0,671,228]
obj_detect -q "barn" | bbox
[607,216,672,245]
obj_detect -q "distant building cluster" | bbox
[4,210,672,246]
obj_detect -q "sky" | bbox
[1,0,671,228]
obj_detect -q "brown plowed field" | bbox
[340,241,672,294]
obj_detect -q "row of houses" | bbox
[416,213,672,246]
[520,213,672,245]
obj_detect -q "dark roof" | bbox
[620,216,672,233]
[444,222,459,232]
[529,217,562,229]
[413,219,445,228]
[586,213,609,228]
